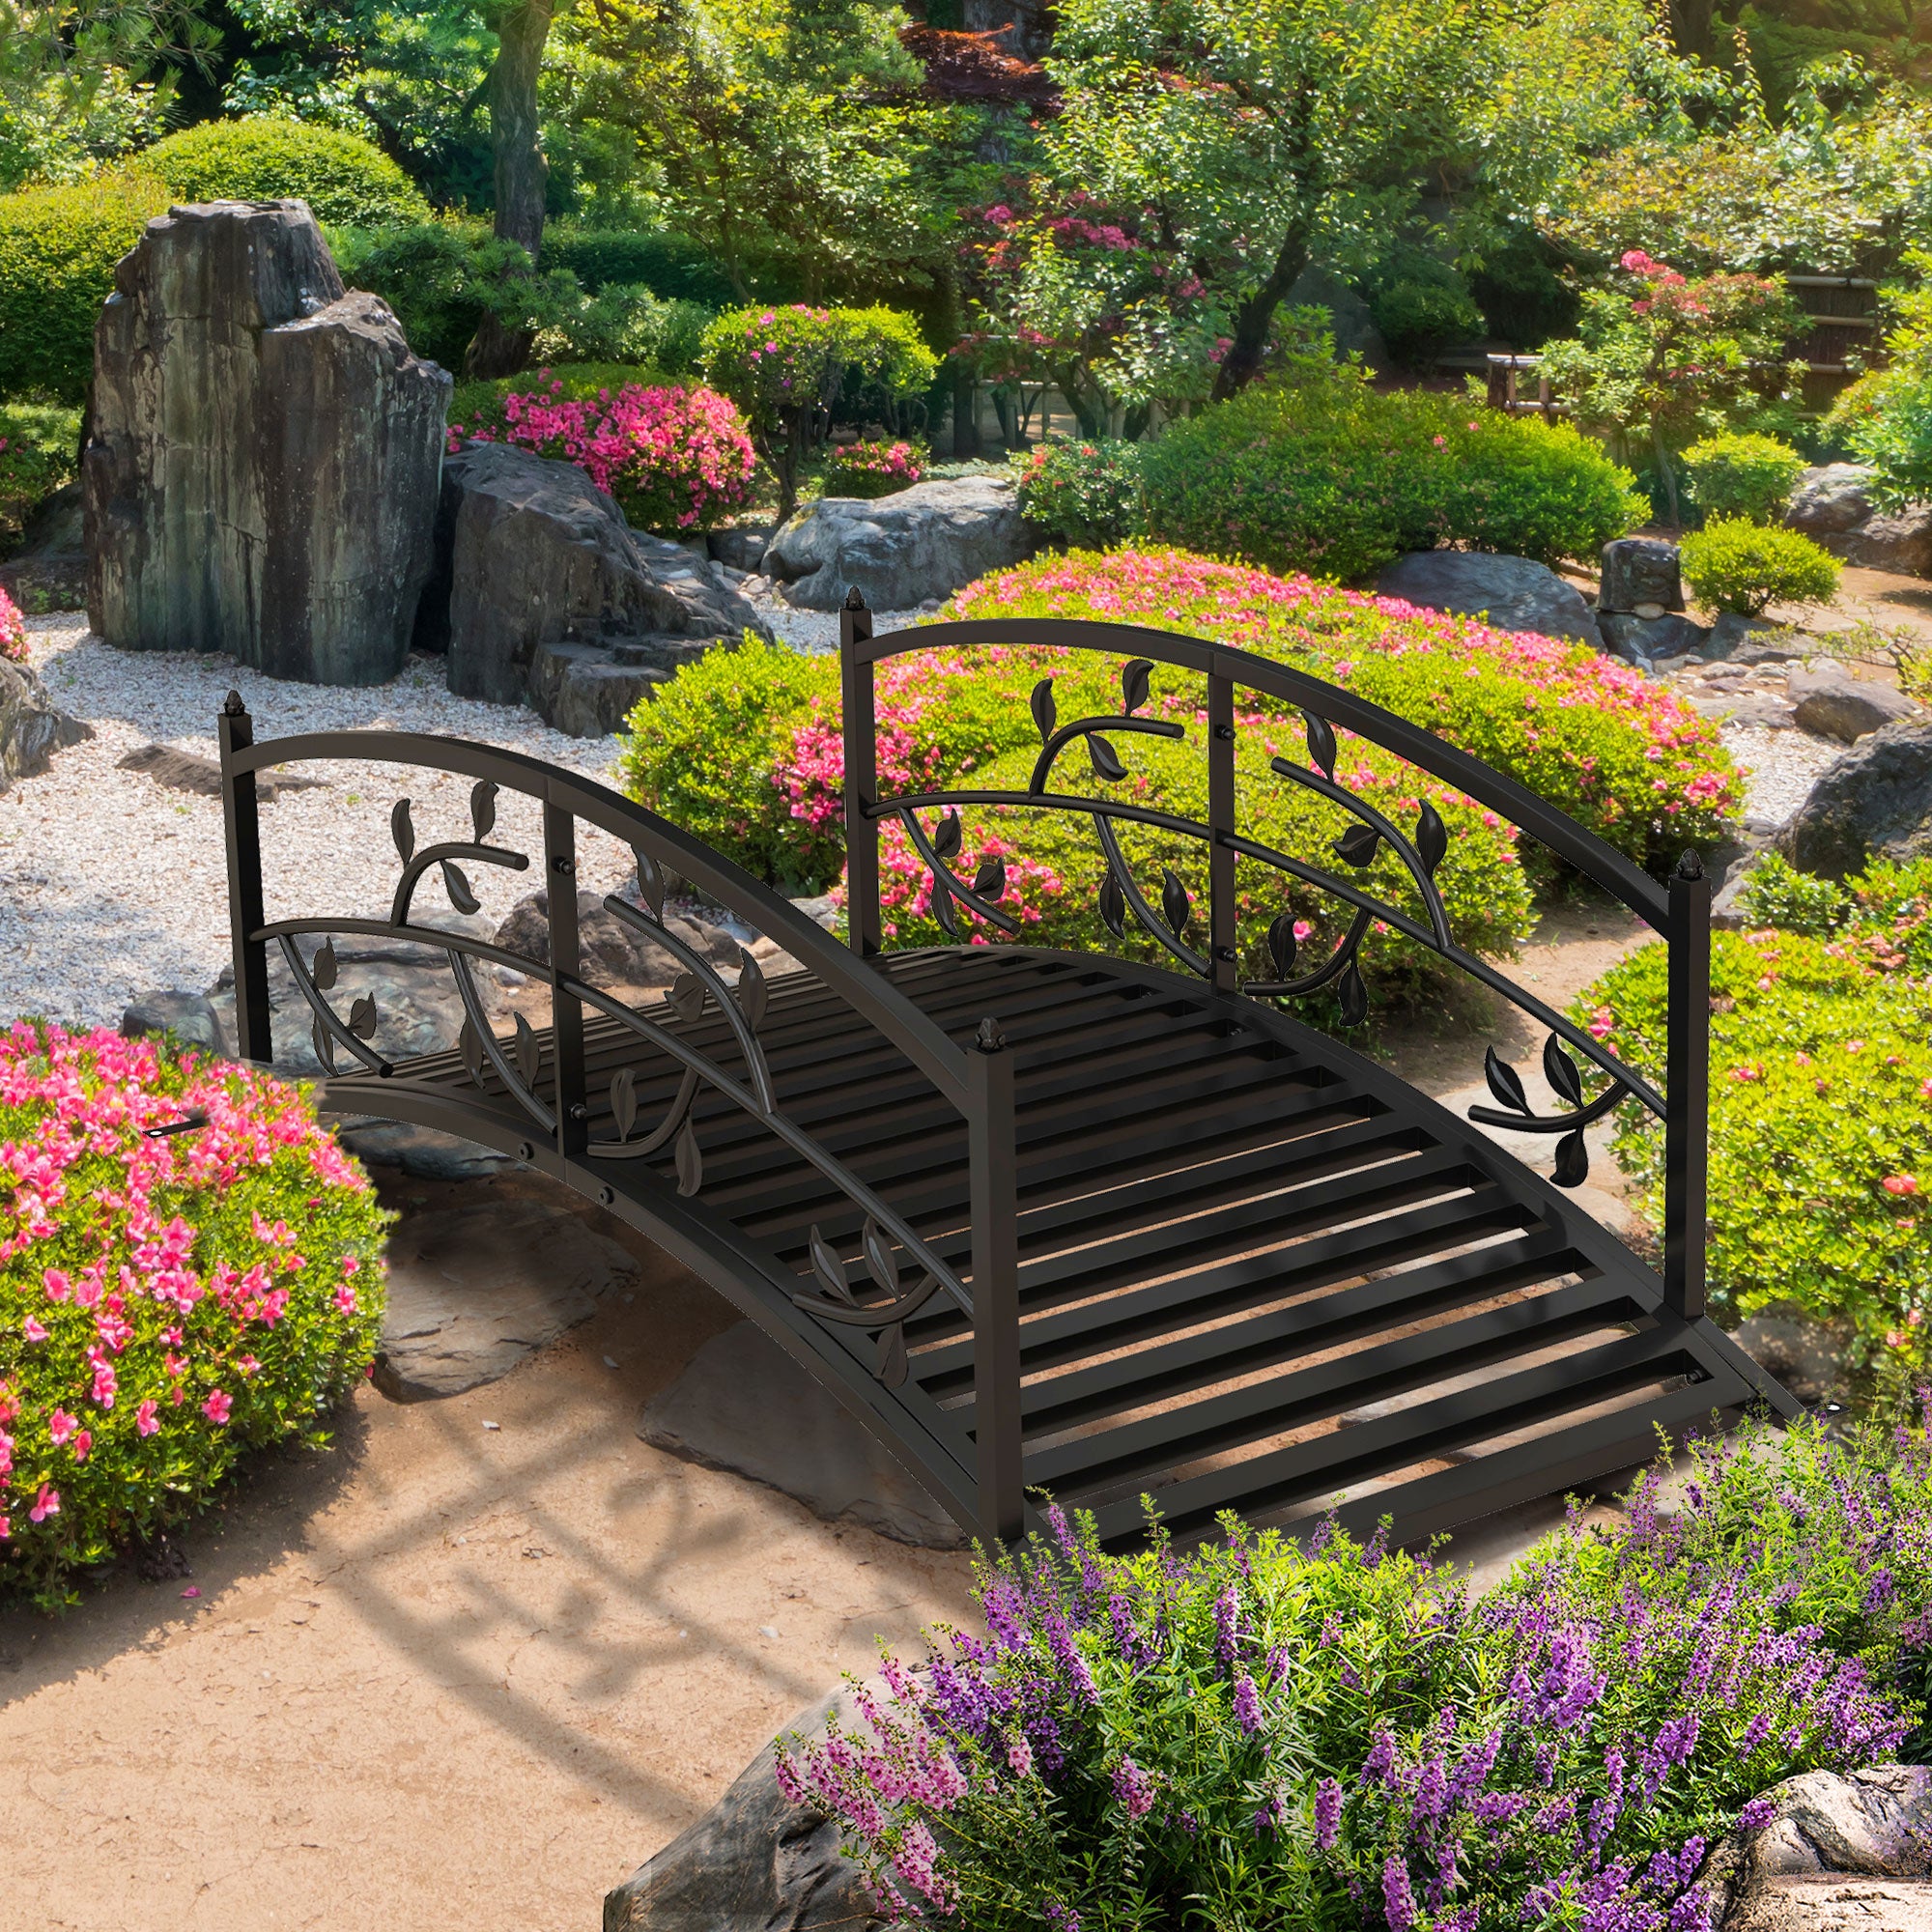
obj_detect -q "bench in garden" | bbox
[215,598,1797,1551]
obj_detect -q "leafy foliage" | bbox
[820,438,926,499]
[779,1420,1918,1932]
[1577,858,1932,1364]
[1682,431,1809,524]
[1370,262,1487,370]
[0,584,25,662]
[0,1024,389,1608]
[1009,436,1147,551]
[1139,365,1645,582]
[1828,256,1932,512]
[143,114,433,226]
[0,169,162,404]
[1680,516,1841,615]
[0,400,78,549]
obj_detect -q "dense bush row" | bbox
[0,1025,389,1608]
[1577,851,1932,1369]
[783,1411,1927,1929]
[618,551,1741,1013]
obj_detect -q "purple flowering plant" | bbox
[778,1410,1932,1931]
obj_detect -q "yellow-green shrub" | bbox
[142,118,431,228]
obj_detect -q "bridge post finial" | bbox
[843,583,868,611]
[975,1015,1007,1054]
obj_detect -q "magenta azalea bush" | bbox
[779,1411,1929,1931]
[447,371,755,531]
[0,1024,390,1607]
[823,438,927,498]
[0,585,25,663]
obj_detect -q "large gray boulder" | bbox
[0,657,91,785]
[1782,719,1932,878]
[639,1320,967,1548]
[85,201,449,685]
[604,1688,877,1932]
[1699,1767,1932,1932]
[1375,550,1604,648]
[1786,464,1932,579]
[494,886,739,985]
[1787,668,1921,744]
[419,441,767,731]
[764,475,1032,611]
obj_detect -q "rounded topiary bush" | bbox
[1682,431,1808,525]
[0,1024,390,1607]
[1681,516,1841,616]
[1140,376,1644,581]
[0,172,164,405]
[1010,436,1147,550]
[142,118,432,228]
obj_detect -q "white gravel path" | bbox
[1719,724,1844,830]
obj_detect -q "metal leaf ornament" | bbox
[610,1065,639,1139]
[461,1017,486,1086]
[1030,677,1057,744]
[634,847,666,920]
[736,950,768,1030]
[311,1016,336,1075]
[312,938,338,991]
[933,811,963,861]
[1337,964,1369,1028]
[1416,801,1448,877]
[1484,1045,1532,1117]
[1543,1034,1584,1108]
[1553,1128,1590,1189]
[674,1119,702,1197]
[1160,867,1192,942]
[440,860,480,916]
[470,780,498,842]
[863,1217,900,1296]
[1087,734,1128,783]
[931,878,958,937]
[1266,911,1299,979]
[1098,869,1126,939]
[1333,822,1382,870]
[513,1010,541,1083]
[877,1322,909,1390]
[1121,657,1153,716]
[972,856,1007,901]
[391,798,415,865]
[809,1225,858,1305]
[1304,712,1337,780]
[347,995,379,1040]
[668,974,706,1023]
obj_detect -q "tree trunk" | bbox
[1209,225,1311,402]
[463,0,555,380]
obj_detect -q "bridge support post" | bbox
[216,693,272,1064]
[1662,850,1709,1322]
[545,801,588,1158]
[968,1019,1024,1548]
[839,589,881,959]
[1207,667,1238,994]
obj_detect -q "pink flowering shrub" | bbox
[0,1024,389,1606]
[821,438,927,499]
[0,585,25,664]
[447,372,754,531]
[1577,871,1932,1371]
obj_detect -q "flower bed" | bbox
[1577,854,1932,1373]
[0,586,24,663]
[0,1025,389,1607]
[781,1409,1924,1930]
[822,438,927,498]
[447,370,755,531]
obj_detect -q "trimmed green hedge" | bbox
[142,118,431,228]
[541,226,735,305]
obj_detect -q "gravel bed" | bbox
[1719,724,1843,829]
[742,584,924,654]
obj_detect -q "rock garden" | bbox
[7,9,1932,1929]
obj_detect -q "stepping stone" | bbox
[639,1320,966,1548]
[376,1199,640,1399]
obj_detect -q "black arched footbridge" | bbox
[216,604,1796,1551]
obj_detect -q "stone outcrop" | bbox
[1599,536,1685,612]
[1600,611,1708,667]
[418,441,767,732]
[0,657,91,785]
[1786,668,1921,744]
[1374,550,1604,649]
[1786,464,1932,580]
[1701,1768,1932,1932]
[494,886,740,986]
[764,475,1033,611]
[638,1320,967,1548]
[85,201,449,686]
[604,1688,877,1932]
[1782,720,1932,878]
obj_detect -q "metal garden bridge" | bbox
[216,600,1796,1552]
